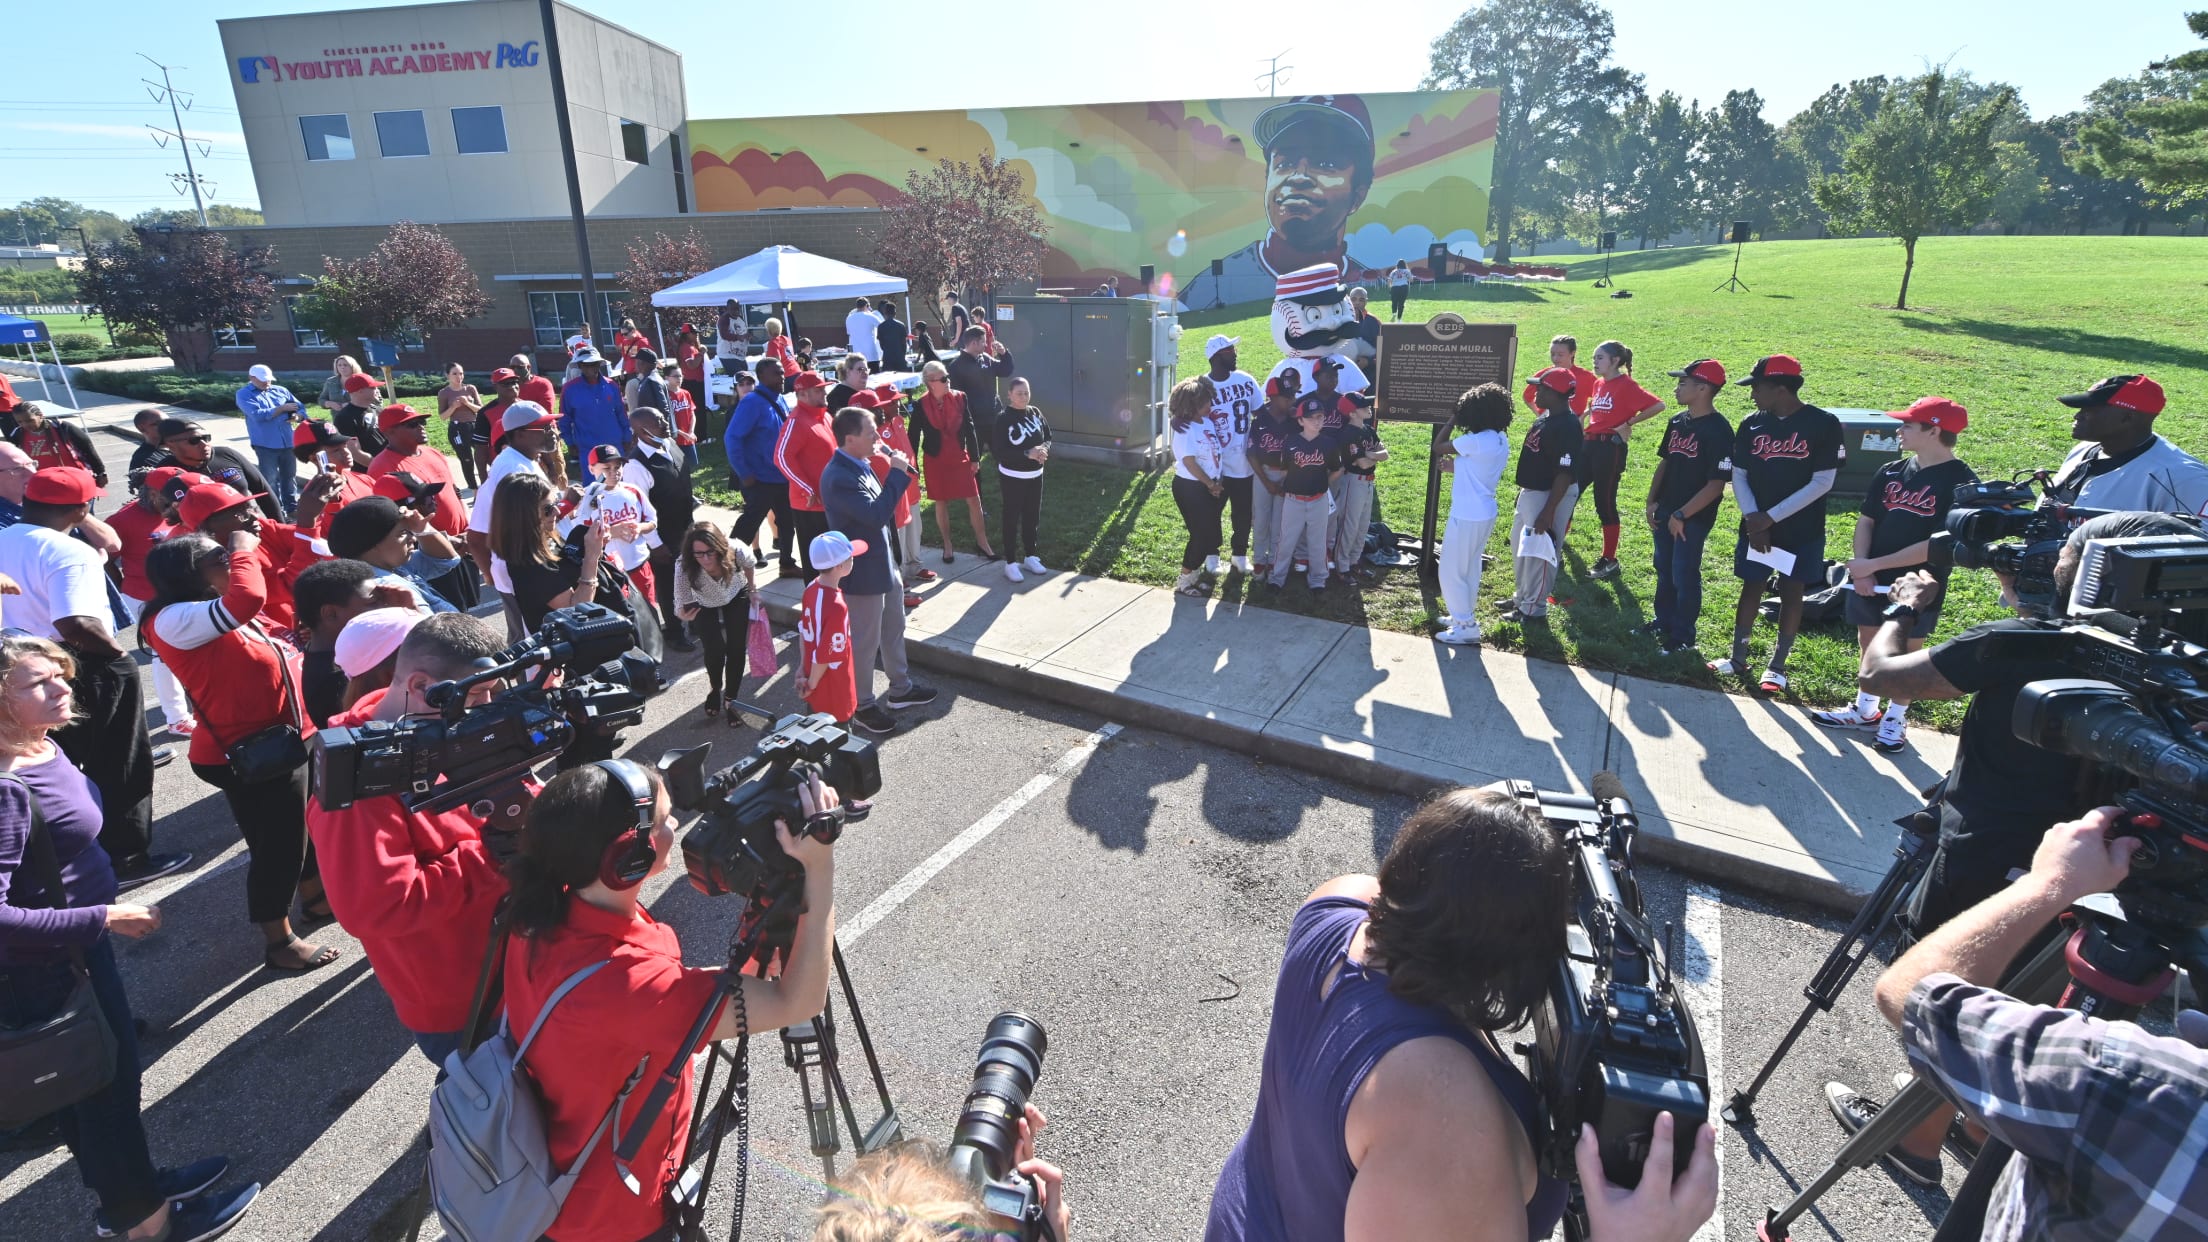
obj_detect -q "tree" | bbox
[0,198,130,249]
[1698,90,1794,237]
[871,154,1048,324]
[130,204,265,231]
[1779,77,1889,233]
[1423,0,1637,261]
[292,221,491,349]
[615,228,717,323]
[74,228,277,371]
[1813,70,2016,309]
[1618,91,1702,248]
[2076,12,2208,203]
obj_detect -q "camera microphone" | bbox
[1591,770,1628,810]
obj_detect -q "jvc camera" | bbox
[1928,477,2104,615]
[311,603,660,815]
[1509,780,1708,1230]
[947,1013,1052,1240]
[659,710,881,973]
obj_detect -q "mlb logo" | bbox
[237,56,278,83]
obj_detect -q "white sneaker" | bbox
[1205,554,1221,575]
[1023,555,1046,574]
[1004,563,1024,583]
[1231,555,1252,574]
[1437,625,1483,645]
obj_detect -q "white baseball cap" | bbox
[808,531,869,570]
[1205,334,1239,359]
[334,606,427,678]
[248,364,275,382]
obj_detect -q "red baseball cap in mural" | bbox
[1667,359,1728,388]
[2058,374,2165,415]
[1888,396,1969,433]
[1252,94,1374,151]
[377,402,431,432]
[24,467,103,505]
[343,372,380,393]
[177,482,263,531]
[1526,366,1577,396]
[1737,355,1804,386]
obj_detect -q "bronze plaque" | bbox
[1375,314,1518,423]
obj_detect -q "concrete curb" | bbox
[755,591,1867,916]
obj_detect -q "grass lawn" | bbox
[397,235,2208,730]
[22,313,109,340]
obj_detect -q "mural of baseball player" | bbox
[1183,95,1375,310]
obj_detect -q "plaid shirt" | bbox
[1903,972,2208,1240]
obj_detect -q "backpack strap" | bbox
[513,958,612,1059]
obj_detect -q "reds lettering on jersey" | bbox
[1879,477,1942,517]
[1749,432,1812,461]
[1284,440,1333,469]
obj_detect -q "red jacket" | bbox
[107,499,171,602]
[773,403,837,513]
[143,547,312,768]
[307,688,508,1033]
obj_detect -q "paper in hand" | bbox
[1746,544,1796,576]
[1517,526,1558,565]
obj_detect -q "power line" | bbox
[0,98,236,113]
[1256,50,1294,98]
[138,54,212,227]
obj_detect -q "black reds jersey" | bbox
[1514,409,1584,491]
[1277,431,1340,496]
[1652,411,1735,513]
[1733,404,1842,540]
[1862,456,1978,583]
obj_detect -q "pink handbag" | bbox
[746,603,776,679]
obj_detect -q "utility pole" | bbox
[140,54,211,228]
[1256,50,1293,98]
[539,0,599,351]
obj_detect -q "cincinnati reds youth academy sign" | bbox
[237,39,541,83]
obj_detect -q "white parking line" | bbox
[1683,883,1725,1242]
[841,723,1122,945]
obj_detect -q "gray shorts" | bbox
[1845,589,1941,639]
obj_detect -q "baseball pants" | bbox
[844,586,913,711]
[1250,469,1285,565]
[1330,473,1375,571]
[1511,484,1581,616]
[1269,493,1332,588]
[1437,514,1498,627]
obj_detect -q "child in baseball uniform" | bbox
[581,443,660,601]
[1328,399,1389,583]
[1267,404,1344,592]
[1503,368,1584,622]
[800,531,860,724]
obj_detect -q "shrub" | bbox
[52,333,103,352]
[91,369,451,414]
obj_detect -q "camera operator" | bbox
[1205,787,1717,1242]
[2045,374,2208,518]
[503,762,840,1242]
[1825,510,2198,1186]
[305,612,511,1065]
[813,1108,1069,1241]
[1872,807,2208,1239]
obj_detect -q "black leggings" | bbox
[192,760,315,926]
[448,422,481,488]
[1390,286,1408,319]
[1584,434,1628,526]
[693,597,749,704]
[1172,475,1226,571]
[734,481,795,568]
[1222,474,1253,556]
[999,471,1044,559]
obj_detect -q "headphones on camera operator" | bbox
[595,759,661,891]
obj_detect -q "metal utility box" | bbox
[1829,409,1909,501]
[986,296,1178,469]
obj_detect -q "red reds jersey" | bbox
[800,580,857,723]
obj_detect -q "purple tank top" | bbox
[1204,897,1566,1242]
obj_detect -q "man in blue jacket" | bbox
[725,359,797,575]
[557,349,628,459]
[820,404,937,735]
[235,363,304,515]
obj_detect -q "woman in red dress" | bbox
[909,360,996,562]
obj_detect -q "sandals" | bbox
[1759,668,1789,693]
[264,936,340,973]
[943,550,956,564]
[1706,656,1739,676]
[1174,583,1207,598]
[703,694,721,717]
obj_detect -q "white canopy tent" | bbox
[650,245,907,308]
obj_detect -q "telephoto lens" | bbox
[948,1013,1048,1185]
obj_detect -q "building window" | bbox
[284,295,333,350]
[620,120,649,165]
[671,134,688,213]
[300,114,354,161]
[374,110,430,158]
[529,291,629,349]
[452,106,507,155]
[213,321,255,350]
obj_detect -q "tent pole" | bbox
[33,342,55,406]
[51,340,80,416]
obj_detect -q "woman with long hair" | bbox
[1581,339,1667,580]
[673,522,757,723]
[910,359,996,563]
[488,472,606,633]
[1169,375,1225,598]
[319,353,362,413]
[1206,787,1717,1242]
[139,533,340,972]
[435,362,482,490]
[502,761,839,1242]
[0,634,260,1239]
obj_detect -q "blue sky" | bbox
[0,0,2186,219]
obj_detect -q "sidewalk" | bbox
[55,383,1930,914]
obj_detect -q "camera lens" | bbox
[949,1012,1047,1182]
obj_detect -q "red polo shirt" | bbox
[307,688,507,1033]
[519,376,557,409]
[504,902,725,1242]
[368,443,469,536]
[307,468,381,539]
[107,499,171,602]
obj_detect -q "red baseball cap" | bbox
[1527,366,1576,396]
[868,383,902,404]
[147,468,210,506]
[1737,355,1804,386]
[1888,396,1969,433]
[498,400,557,441]
[846,390,882,409]
[489,367,519,385]
[1666,359,1728,388]
[1265,374,1301,398]
[1251,93,1374,151]
[372,470,444,505]
[23,467,104,505]
[790,371,829,392]
[586,444,625,470]
[177,482,263,531]
[343,373,380,393]
[294,419,351,449]
[2058,374,2165,415]
[376,402,430,432]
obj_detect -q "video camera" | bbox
[946,1012,1054,1241]
[659,708,882,975]
[1509,778,1708,1235]
[1928,475,2108,615]
[311,603,661,816]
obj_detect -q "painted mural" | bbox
[687,89,1496,307]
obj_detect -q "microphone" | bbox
[1592,770,1639,840]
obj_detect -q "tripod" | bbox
[1755,892,2205,1240]
[1714,237,1750,293]
[1724,815,1939,1125]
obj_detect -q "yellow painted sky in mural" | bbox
[689,90,1495,305]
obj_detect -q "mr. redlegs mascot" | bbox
[1269,262,1369,395]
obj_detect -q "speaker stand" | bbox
[1715,240,1750,293]
[1593,250,1613,289]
